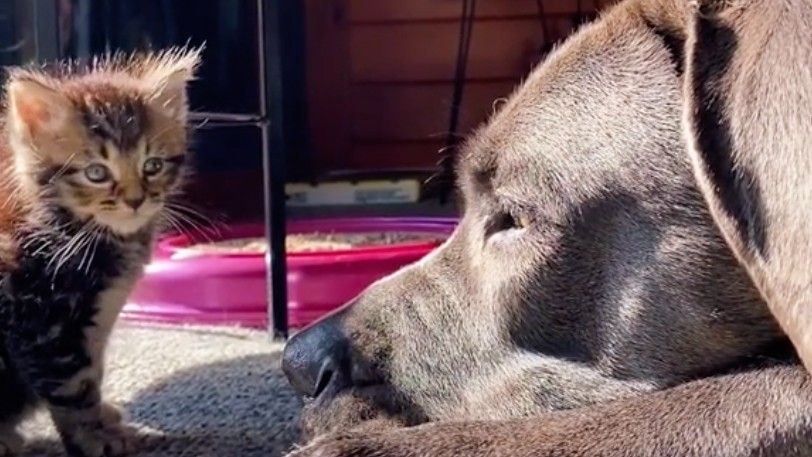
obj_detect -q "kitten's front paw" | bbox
[63,422,137,457]
[0,428,23,456]
[99,402,123,427]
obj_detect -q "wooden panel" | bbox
[303,0,617,177]
[344,141,447,173]
[350,81,517,140]
[186,171,264,223]
[349,0,597,22]
[304,0,352,175]
[350,17,578,82]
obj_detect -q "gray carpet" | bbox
[17,324,302,457]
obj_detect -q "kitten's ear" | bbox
[143,47,203,122]
[7,76,74,140]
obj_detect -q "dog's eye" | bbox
[513,213,532,230]
[487,211,532,237]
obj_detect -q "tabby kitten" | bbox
[0,48,200,456]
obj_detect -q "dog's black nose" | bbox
[282,319,349,397]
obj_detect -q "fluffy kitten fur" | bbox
[0,48,200,456]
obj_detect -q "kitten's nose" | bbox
[123,196,145,210]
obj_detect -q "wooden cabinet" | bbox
[304,0,614,179]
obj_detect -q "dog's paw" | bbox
[62,422,138,457]
[0,428,23,456]
[286,439,371,457]
[286,430,413,457]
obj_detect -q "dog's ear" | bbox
[683,0,812,370]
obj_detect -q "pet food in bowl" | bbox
[179,232,448,256]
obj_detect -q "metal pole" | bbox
[261,0,293,340]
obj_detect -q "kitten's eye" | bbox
[84,164,111,183]
[143,158,164,177]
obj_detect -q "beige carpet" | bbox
[17,324,302,457]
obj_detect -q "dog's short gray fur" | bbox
[684,0,812,373]
[286,0,812,455]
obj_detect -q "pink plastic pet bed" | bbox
[122,217,456,328]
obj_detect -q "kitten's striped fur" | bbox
[0,47,200,457]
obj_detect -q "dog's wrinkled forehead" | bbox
[459,15,685,213]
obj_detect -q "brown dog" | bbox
[283,0,812,455]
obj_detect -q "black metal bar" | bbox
[260,130,288,341]
[445,0,476,148]
[260,0,307,339]
[261,0,288,340]
[430,0,476,203]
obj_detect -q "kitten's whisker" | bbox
[164,202,225,235]
[147,125,179,143]
[160,212,187,237]
[163,207,216,242]
[167,207,211,229]
[80,228,103,274]
[48,153,79,183]
[165,203,212,221]
[49,238,74,276]
[55,230,86,271]
[76,229,97,273]
[191,117,210,130]
[47,232,74,270]
[22,228,59,252]
[157,209,183,233]
[30,239,53,257]
[164,210,207,237]
[71,228,97,272]
[49,220,93,277]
